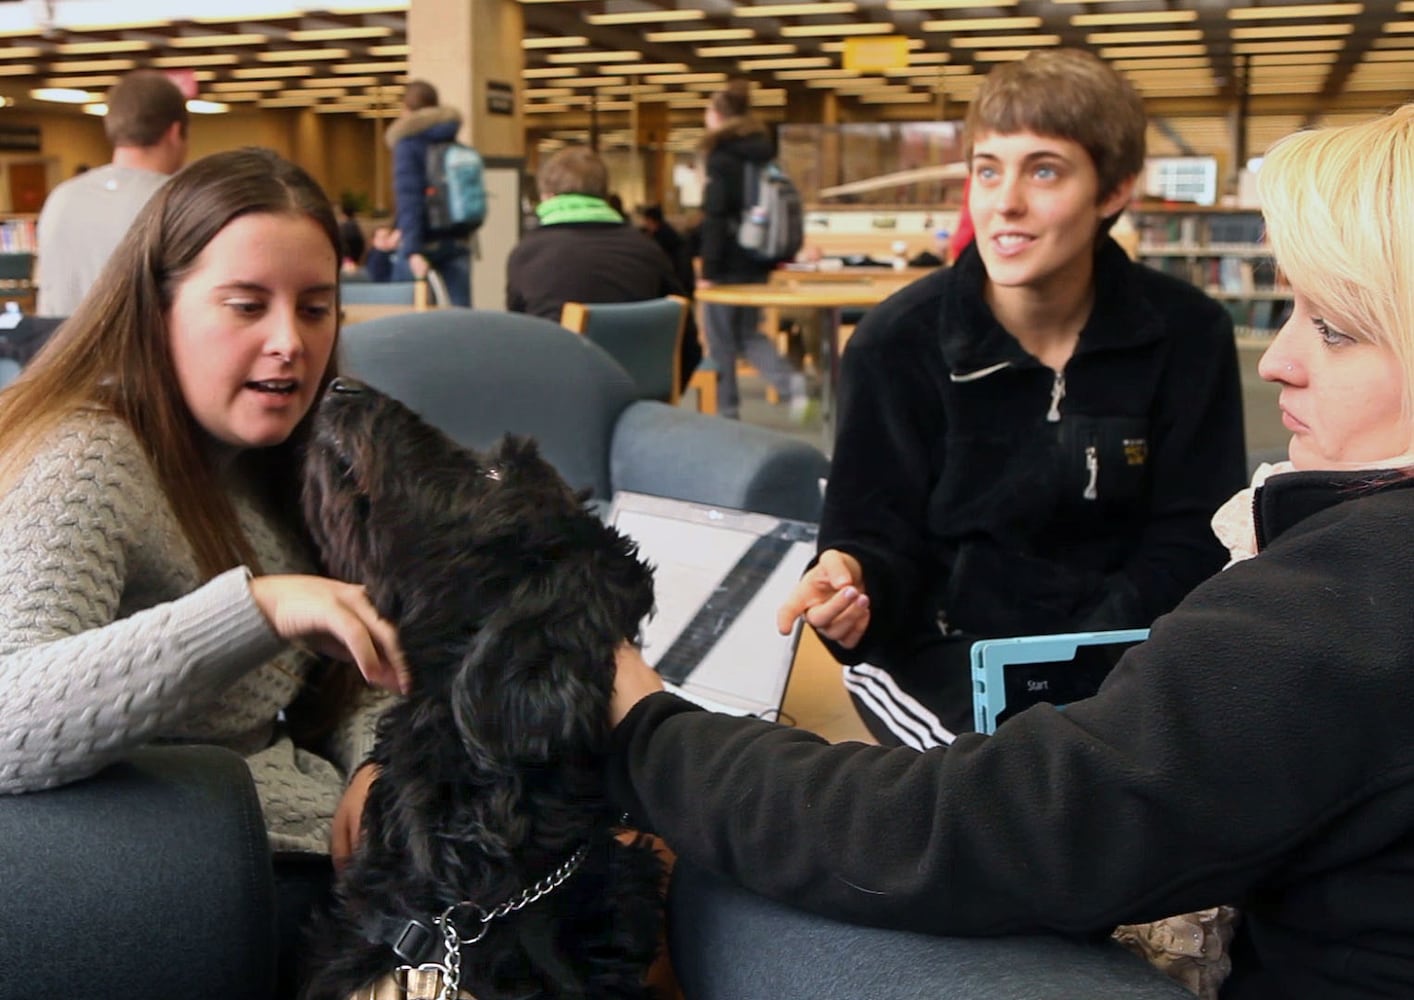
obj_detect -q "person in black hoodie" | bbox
[608,102,1414,1000]
[697,80,809,421]
[777,49,1246,747]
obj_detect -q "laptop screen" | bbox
[606,491,817,719]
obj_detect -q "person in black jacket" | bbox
[698,80,809,421]
[506,146,703,389]
[608,101,1414,1000]
[776,49,1247,747]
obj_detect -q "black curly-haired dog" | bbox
[298,377,664,1000]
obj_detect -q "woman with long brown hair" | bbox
[0,146,405,996]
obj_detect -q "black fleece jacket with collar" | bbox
[610,470,1414,999]
[818,238,1247,662]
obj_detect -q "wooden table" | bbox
[696,280,911,442]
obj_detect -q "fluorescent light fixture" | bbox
[30,88,96,103]
[526,87,575,98]
[288,27,393,41]
[1232,24,1354,39]
[888,0,1016,8]
[1250,52,1338,64]
[152,54,241,67]
[204,91,265,102]
[1384,20,1414,32]
[1229,3,1363,18]
[259,97,321,107]
[1084,30,1203,44]
[310,75,379,87]
[83,103,107,116]
[772,67,861,78]
[186,99,230,114]
[586,9,705,23]
[615,62,691,73]
[644,72,729,83]
[695,44,797,56]
[43,75,121,88]
[780,22,899,36]
[55,40,150,54]
[547,50,645,62]
[858,91,934,102]
[820,36,921,51]
[368,44,410,56]
[733,2,857,15]
[0,47,42,59]
[167,33,267,47]
[738,56,832,69]
[50,59,137,72]
[1233,39,1346,53]
[920,16,1039,30]
[644,28,754,41]
[281,88,347,99]
[1113,57,1212,71]
[949,33,1059,48]
[1098,44,1208,59]
[970,49,1037,61]
[256,49,353,62]
[523,36,589,48]
[211,79,284,91]
[554,75,630,86]
[232,65,316,78]
[524,66,579,77]
[1071,10,1197,26]
[525,103,576,113]
[333,62,408,74]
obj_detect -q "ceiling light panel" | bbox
[49,59,137,72]
[255,49,351,62]
[1085,30,1204,44]
[167,33,267,47]
[780,22,902,36]
[523,36,588,48]
[949,34,1060,48]
[1228,3,1363,18]
[921,16,1040,30]
[887,0,1017,9]
[152,54,241,67]
[547,50,646,62]
[738,56,832,69]
[733,2,858,15]
[1232,39,1346,53]
[1071,11,1197,26]
[1232,23,1354,39]
[288,27,393,40]
[55,40,150,53]
[585,9,706,23]
[695,43,797,56]
[643,29,755,41]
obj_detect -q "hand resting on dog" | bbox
[611,642,664,728]
[249,574,408,694]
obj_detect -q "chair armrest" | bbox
[0,745,276,1000]
[610,400,829,522]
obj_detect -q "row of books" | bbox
[1225,299,1290,338]
[1137,212,1266,249]
[0,218,37,254]
[1143,255,1288,295]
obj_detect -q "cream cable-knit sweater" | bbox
[0,410,385,855]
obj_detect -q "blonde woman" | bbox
[609,104,1414,999]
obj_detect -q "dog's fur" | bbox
[298,379,664,1000]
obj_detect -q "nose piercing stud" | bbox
[1286,363,1294,373]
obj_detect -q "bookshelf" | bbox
[1133,206,1289,339]
[0,214,38,313]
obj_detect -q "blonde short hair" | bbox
[1258,104,1414,416]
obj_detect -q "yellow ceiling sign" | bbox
[842,35,910,72]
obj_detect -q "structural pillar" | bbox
[408,0,526,309]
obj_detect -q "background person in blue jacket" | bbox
[385,79,471,307]
[776,48,1247,748]
[610,102,1414,1000]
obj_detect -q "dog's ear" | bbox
[448,539,652,766]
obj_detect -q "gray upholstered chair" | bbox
[0,746,276,1000]
[559,295,718,414]
[339,275,446,309]
[339,307,826,522]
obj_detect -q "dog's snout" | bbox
[329,377,368,396]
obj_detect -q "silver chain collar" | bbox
[398,843,591,1000]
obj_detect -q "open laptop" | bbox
[971,628,1150,734]
[606,491,818,719]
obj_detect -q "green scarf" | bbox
[535,194,623,227]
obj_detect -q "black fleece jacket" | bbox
[610,470,1414,999]
[505,221,686,322]
[820,239,1247,662]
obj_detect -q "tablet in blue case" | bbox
[971,628,1150,734]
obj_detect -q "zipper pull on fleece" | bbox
[1083,444,1099,500]
[1046,371,1066,423]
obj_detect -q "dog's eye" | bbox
[336,456,354,480]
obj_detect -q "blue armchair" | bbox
[337,307,828,523]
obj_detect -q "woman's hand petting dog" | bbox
[332,762,379,869]
[249,574,409,694]
[611,642,664,728]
